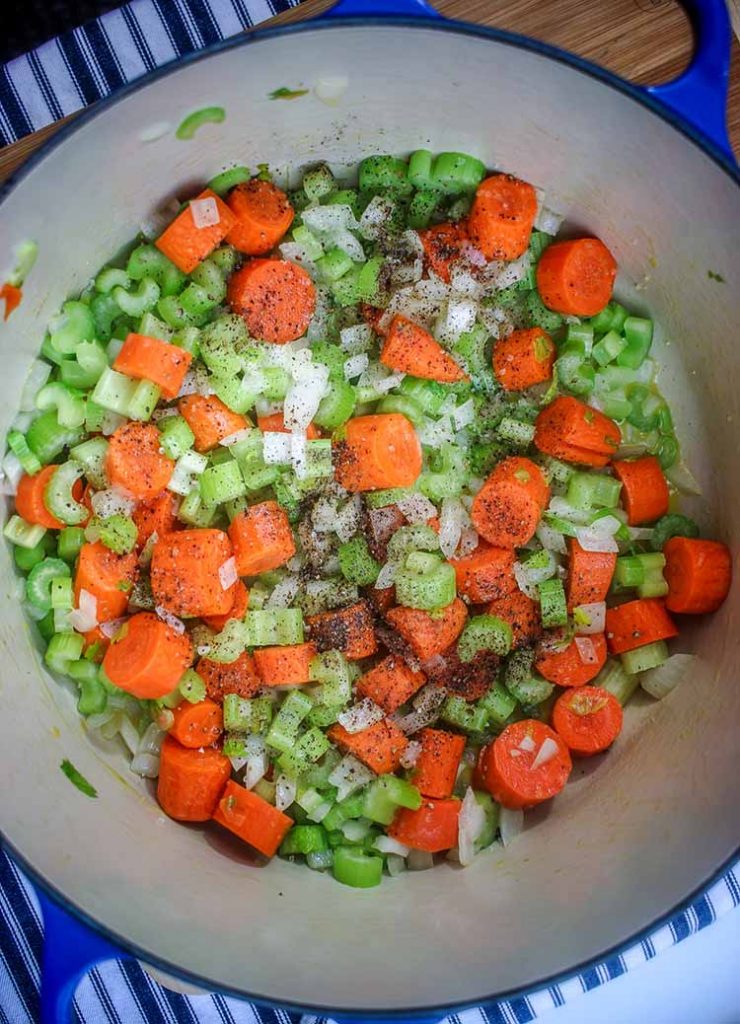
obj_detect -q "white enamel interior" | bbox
[0,21,738,1014]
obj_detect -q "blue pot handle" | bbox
[323,0,734,160]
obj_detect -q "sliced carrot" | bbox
[355,654,427,714]
[451,543,516,603]
[74,541,138,623]
[201,579,249,632]
[151,528,235,618]
[196,650,261,702]
[113,333,192,400]
[385,598,468,661]
[1,282,22,320]
[257,412,320,439]
[226,179,294,255]
[663,537,732,614]
[227,259,315,344]
[467,174,538,261]
[493,327,555,391]
[535,633,607,687]
[567,539,617,610]
[155,189,236,274]
[212,779,293,857]
[478,720,572,809]
[16,465,82,530]
[418,221,468,283]
[471,456,549,548]
[157,736,231,822]
[327,719,408,775]
[412,728,467,799]
[364,584,396,617]
[105,422,174,501]
[307,601,378,660]
[380,314,467,383]
[169,698,223,749]
[334,413,422,492]
[552,686,623,757]
[534,396,621,467]
[612,456,669,526]
[253,643,316,687]
[536,237,617,316]
[605,598,679,654]
[486,590,541,649]
[178,394,248,453]
[360,302,388,336]
[102,611,193,699]
[132,490,180,548]
[388,797,460,852]
[228,501,295,576]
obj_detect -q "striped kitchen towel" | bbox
[0,0,305,147]
[1,847,739,1023]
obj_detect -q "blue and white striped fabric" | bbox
[1,846,739,1023]
[0,0,305,147]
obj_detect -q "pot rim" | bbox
[1,12,738,1017]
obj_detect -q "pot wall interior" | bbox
[0,23,738,1012]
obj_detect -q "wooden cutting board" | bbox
[0,0,737,181]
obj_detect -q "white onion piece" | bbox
[396,494,436,524]
[399,740,422,769]
[460,241,487,267]
[275,773,297,811]
[218,557,238,591]
[574,601,606,635]
[341,819,371,842]
[191,197,219,229]
[262,432,292,465]
[373,835,410,857]
[536,522,567,555]
[332,228,366,263]
[407,849,434,871]
[99,616,127,639]
[10,412,33,435]
[374,560,399,590]
[417,416,455,448]
[531,737,560,771]
[130,752,160,778]
[452,399,476,430]
[393,685,446,734]
[499,806,524,847]
[574,636,598,665]
[219,428,251,448]
[535,206,564,235]
[449,268,484,298]
[311,496,338,533]
[386,854,407,877]
[314,74,349,103]
[245,736,269,791]
[334,497,362,544]
[290,433,310,480]
[267,575,300,609]
[640,653,696,700]
[328,755,375,801]
[575,516,622,553]
[1,451,24,493]
[119,716,140,756]
[358,195,394,240]
[513,561,538,599]
[344,353,369,381]
[547,497,592,525]
[91,488,135,518]
[155,605,186,635]
[302,204,358,233]
[439,497,469,559]
[20,360,53,411]
[435,297,477,344]
[458,787,487,867]
[137,722,166,756]
[340,324,372,354]
[337,698,384,735]
[494,251,531,289]
[283,362,329,431]
[177,364,213,398]
[68,589,99,633]
[518,734,536,753]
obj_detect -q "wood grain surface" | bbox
[0,0,737,183]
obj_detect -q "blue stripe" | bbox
[548,984,564,1007]
[213,992,238,1024]
[160,984,201,1024]
[0,68,32,142]
[121,4,157,71]
[480,1003,508,1024]
[56,32,103,105]
[82,22,126,92]
[89,965,123,1023]
[26,51,65,122]
[185,0,223,45]
[726,871,740,906]
[121,958,170,1023]
[153,0,197,55]
[671,913,691,942]
[603,954,626,980]
[694,894,715,930]
[580,967,601,992]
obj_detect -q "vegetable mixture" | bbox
[4,151,732,888]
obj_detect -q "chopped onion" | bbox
[219,428,251,448]
[640,653,696,700]
[290,432,310,480]
[99,616,127,639]
[451,398,475,430]
[499,806,524,847]
[399,740,422,769]
[343,353,369,381]
[311,496,339,533]
[374,560,399,590]
[458,786,487,867]
[574,636,598,665]
[513,561,538,599]
[244,735,268,790]
[387,853,407,877]
[494,250,531,289]
[177,364,213,398]
[20,359,52,411]
[302,204,358,233]
[534,206,564,235]
[155,605,186,635]
[396,494,436,524]
[340,324,372,354]
[536,522,567,555]
[341,819,371,842]
[407,849,434,871]
[278,242,317,275]
[1,451,24,493]
[373,835,410,857]
[547,497,592,525]
[439,497,469,559]
[456,527,479,558]
[449,267,484,298]
[91,488,135,518]
[314,74,349,103]
[267,575,300,609]
[460,241,487,267]
[575,516,622,553]
[275,773,297,811]
[393,685,446,734]
[358,195,394,240]
[68,589,98,633]
[518,734,537,753]
[332,228,366,263]
[334,496,362,543]
[218,557,238,591]
[191,197,220,229]
[119,716,140,756]
[328,754,375,801]
[435,297,477,344]
[283,361,329,431]
[574,601,606,635]
[337,698,384,735]
[130,752,160,778]
[262,432,292,464]
[532,737,560,771]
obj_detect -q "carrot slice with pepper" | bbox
[451,542,516,603]
[196,650,261,703]
[612,456,669,526]
[201,579,249,632]
[356,654,427,714]
[227,259,315,344]
[151,528,234,618]
[605,598,678,654]
[105,422,174,501]
[534,396,621,467]
[536,237,617,316]
[307,601,378,660]
[663,537,732,614]
[74,541,138,623]
[471,456,549,548]
[213,780,293,857]
[467,174,538,261]
[412,728,467,799]
[493,327,555,391]
[155,189,236,274]
[535,633,607,687]
[178,394,248,453]
[385,598,468,661]
[16,465,82,530]
[226,179,295,255]
[388,797,460,852]
[418,221,468,283]
[169,698,223,749]
[334,413,422,492]
[157,736,231,822]
[102,611,193,699]
[253,643,316,687]
[486,589,541,649]
[133,490,180,548]
[257,412,320,439]
[380,314,467,383]
[228,501,295,577]
[478,720,572,809]
[552,686,623,757]
[327,719,408,775]
[567,539,617,610]
[113,333,192,400]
